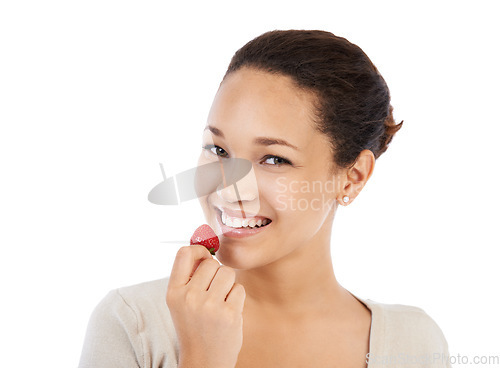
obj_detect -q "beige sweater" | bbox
[78,277,451,368]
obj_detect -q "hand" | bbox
[166,245,246,368]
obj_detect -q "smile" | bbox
[215,208,272,238]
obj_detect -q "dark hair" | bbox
[223,30,403,173]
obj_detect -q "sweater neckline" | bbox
[346,291,384,368]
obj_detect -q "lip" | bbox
[215,207,272,238]
[217,206,270,221]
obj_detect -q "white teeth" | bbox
[221,211,270,229]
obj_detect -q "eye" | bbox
[202,144,228,158]
[202,144,293,166]
[262,155,292,166]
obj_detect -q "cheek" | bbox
[266,176,337,221]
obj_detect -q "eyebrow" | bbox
[204,125,300,151]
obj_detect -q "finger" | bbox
[225,283,246,311]
[169,245,213,288]
[207,266,236,300]
[188,258,221,291]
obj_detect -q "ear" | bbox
[338,149,375,205]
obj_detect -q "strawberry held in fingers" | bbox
[190,224,220,255]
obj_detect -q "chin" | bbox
[215,245,258,270]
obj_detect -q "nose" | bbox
[216,165,261,214]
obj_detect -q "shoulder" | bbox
[100,276,177,339]
[114,276,171,310]
[371,300,440,327]
[79,277,178,368]
[92,277,171,323]
[364,298,450,359]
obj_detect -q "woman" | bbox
[79,30,451,368]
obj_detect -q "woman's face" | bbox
[197,67,344,270]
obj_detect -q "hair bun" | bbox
[376,105,403,159]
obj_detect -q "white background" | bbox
[1,1,499,366]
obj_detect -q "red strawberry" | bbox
[190,224,220,255]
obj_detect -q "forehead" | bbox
[206,68,320,147]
